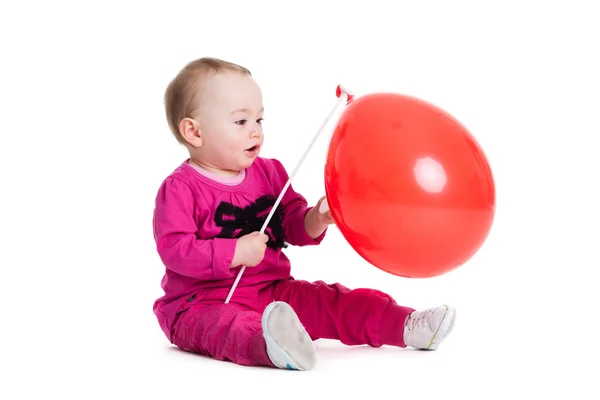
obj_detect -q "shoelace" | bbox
[406,310,433,332]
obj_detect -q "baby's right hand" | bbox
[231,231,269,268]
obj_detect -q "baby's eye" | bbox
[257,118,264,124]
[235,119,247,126]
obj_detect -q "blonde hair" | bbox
[164,57,251,144]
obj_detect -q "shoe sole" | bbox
[261,301,317,370]
[428,305,456,350]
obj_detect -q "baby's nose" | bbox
[251,125,262,136]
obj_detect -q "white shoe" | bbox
[261,301,317,370]
[403,305,456,350]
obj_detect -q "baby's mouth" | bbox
[246,145,260,152]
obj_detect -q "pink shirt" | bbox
[152,157,326,341]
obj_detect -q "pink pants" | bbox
[171,278,415,367]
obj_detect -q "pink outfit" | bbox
[152,157,414,366]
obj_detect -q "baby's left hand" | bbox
[315,196,335,225]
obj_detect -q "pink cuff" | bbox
[294,207,327,246]
[211,238,238,280]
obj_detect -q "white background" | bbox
[1,0,599,399]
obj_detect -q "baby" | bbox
[152,57,456,370]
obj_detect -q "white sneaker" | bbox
[261,301,317,370]
[403,305,456,350]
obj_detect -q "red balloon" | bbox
[324,92,495,278]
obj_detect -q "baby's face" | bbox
[193,71,264,173]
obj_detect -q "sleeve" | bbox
[152,177,238,280]
[270,159,327,246]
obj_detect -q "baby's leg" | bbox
[171,302,273,367]
[171,300,317,370]
[272,279,414,347]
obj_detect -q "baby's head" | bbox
[164,57,264,176]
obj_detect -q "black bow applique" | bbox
[214,195,286,249]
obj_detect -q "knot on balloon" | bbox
[336,85,354,104]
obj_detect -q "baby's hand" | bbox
[315,196,335,225]
[231,231,269,268]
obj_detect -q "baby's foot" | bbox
[261,301,317,370]
[403,305,456,350]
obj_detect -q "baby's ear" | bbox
[179,118,203,148]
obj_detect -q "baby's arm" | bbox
[270,159,327,246]
[153,177,238,281]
